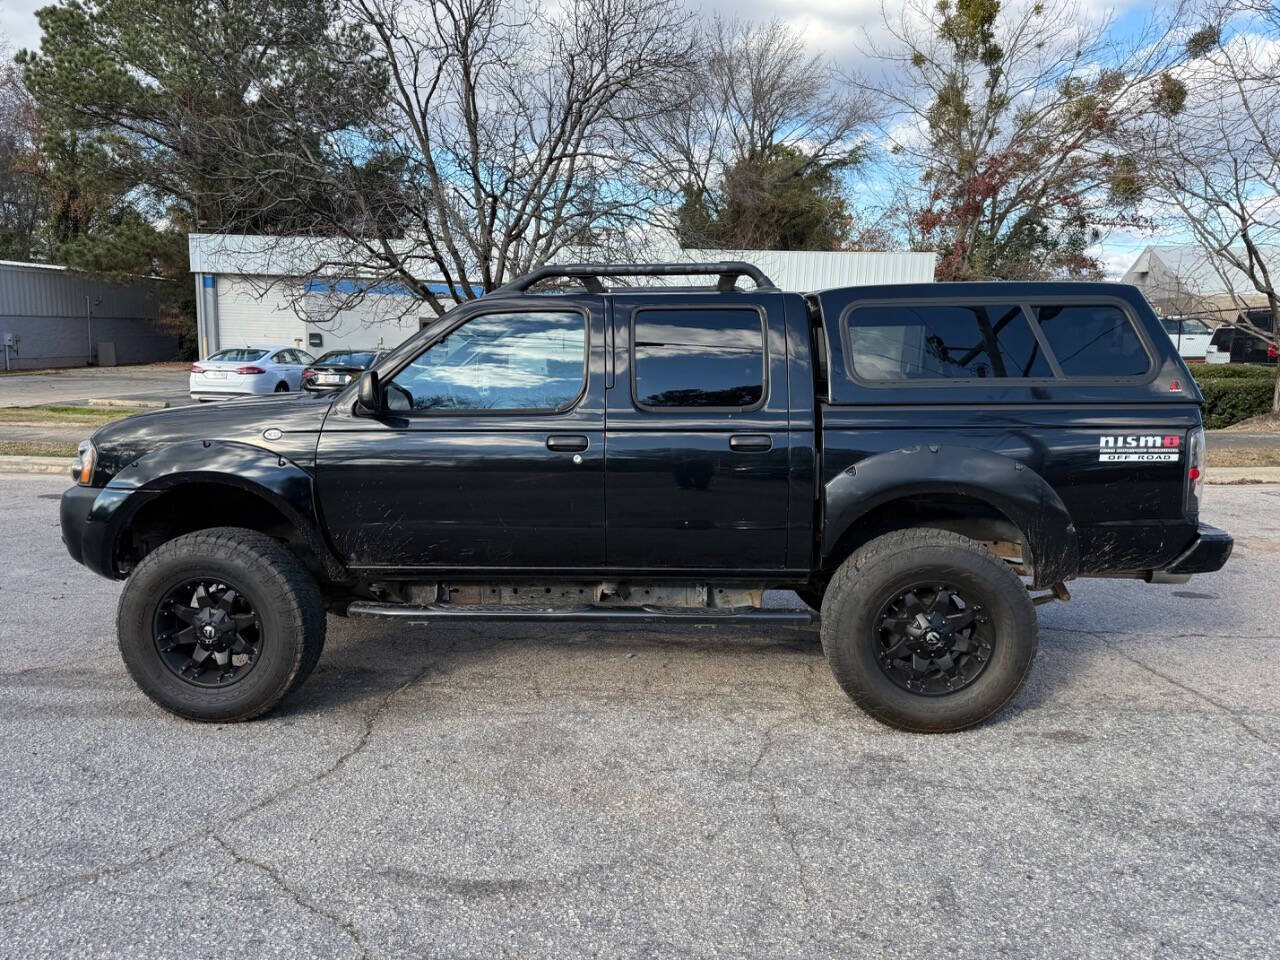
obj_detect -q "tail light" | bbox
[189,364,203,373]
[302,368,316,380]
[237,365,266,375]
[1268,343,1277,360]
[1186,426,1205,516]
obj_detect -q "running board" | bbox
[346,602,816,626]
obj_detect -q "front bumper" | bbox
[60,483,156,579]
[60,484,99,569]
[1163,523,1233,575]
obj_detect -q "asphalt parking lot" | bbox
[0,364,193,409]
[1,474,1277,959]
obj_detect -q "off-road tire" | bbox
[820,528,1037,733]
[117,527,325,722]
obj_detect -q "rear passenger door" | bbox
[604,294,792,571]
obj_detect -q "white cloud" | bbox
[0,0,44,53]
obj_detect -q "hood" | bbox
[90,392,334,482]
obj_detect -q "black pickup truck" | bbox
[60,262,1232,731]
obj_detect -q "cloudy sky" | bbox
[0,0,1166,276]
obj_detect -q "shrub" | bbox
[1197,376,1276,428]
[1191,363,1275,382]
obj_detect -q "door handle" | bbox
[729,434,772,452]
[547,434,589,452]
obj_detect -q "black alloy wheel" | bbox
[873,583,993,695]
[153,579,263,688]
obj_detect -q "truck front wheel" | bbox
[116,527,325,722]
[820,528,1037,732]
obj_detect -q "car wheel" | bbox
[820,528,1037,733]
[116,527,326,722]
[274,381,289,393]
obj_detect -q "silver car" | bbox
[189,346,315,401]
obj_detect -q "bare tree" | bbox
[1126,0,1279,408]
[0,40,47,261]
[206,0,697,320]
[634,17,876,250]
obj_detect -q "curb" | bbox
[1207,466,1280,484]
[86,397,169,409]
[0,455,70,476]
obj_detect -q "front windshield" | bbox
[208,349,268,362]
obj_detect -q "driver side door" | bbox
[315,297,607,572]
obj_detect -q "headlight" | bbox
[72,439,96,486]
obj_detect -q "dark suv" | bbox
[60,263,1232,732]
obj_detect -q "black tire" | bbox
[116,527,325,722]
[274,381,289,392]
[820,528,1036,733]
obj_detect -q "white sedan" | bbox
[189,346,316,401]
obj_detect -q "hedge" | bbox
[1190,363,1276,381]
[1191,365,1277,428]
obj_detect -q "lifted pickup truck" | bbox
[60,262,1232,731]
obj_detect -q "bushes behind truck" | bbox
[1192,364,1277,428]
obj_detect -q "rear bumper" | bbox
[1163,524,1233,575]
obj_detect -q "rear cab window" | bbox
[846,303,1052,381]
[1030,304,1149,377]
[632,308,766,409]
[842,298,1153,385]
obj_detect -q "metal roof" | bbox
[189,234,936,291]
[0,259,162,319]
[1121,244,1280,297]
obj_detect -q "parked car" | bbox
[302,349,383,394]
[189,346,315,401]
[1159,316,1213,361]
[62,263,1231,733]
[1204,308,1278,365]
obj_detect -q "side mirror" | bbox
[356,369,384,415]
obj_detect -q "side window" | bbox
[271,350,291,364]
[1032,304,1150,377]
[845,303,1052,381]
[1183,319,1211,336]
[296,351,314,364]
[387,311,586,412]
[632,308,765,408]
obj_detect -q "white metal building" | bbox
[189,233,936,360]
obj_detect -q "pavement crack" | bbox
[211,835,369,959]
[0,661,435,913]
[746,714,815,904]
[1091,634,1277,750]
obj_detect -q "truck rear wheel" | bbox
[116,527,325,722]
[820,528,1036,732]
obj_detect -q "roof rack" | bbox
[492,261,777,295]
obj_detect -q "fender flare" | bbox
[84,440,345,581]
[822,445,1079,587]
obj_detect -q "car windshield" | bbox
[208,349,268,362]
[316,351,377,367]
